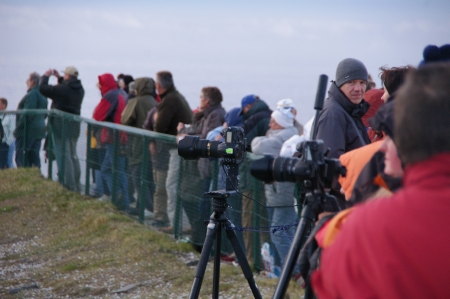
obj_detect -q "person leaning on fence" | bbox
[151,71,193,230]
[177,86,226,243]
[14,72,48,169]
[121,77,158,214]
[239,94,272,145]
[93,73,131,212]
[251,107,299,277]
[311,62,450,299]
[0,98,16,169]
[39,66,85,192]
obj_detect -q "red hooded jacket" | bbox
[93,73,127,144]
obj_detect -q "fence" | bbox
[1,109,305,272]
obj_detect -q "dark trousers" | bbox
[15,137,42,168]
[0,142,9,169]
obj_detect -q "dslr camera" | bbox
[178,126,248,164]
[250,139,345,190]
[178,126,249,191]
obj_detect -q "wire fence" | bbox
[1,109,305,272]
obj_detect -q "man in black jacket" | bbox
[40,66,85,192]
[314,58,371,209]
[315,58,371,159]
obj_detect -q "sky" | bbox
[1,0,449,125]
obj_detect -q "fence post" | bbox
[22,111,28,167]
[47,112,53,179]
[85,123,92,196]
[58,115,67,185]
[174,146,183,239]
[111,129,119,207]
[139,135,149,223]
[252,176,263,271]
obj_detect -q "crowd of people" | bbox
[1,43,450,298]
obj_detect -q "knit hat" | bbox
[225,107,243,127]
[369,100,395,138]
[419,44,450,66]
[335,58,368,87]
[271,109,294,128]
[239,94,258,115]
[63,66,79,77]
[276,98,296,119]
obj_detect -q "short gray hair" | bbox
[156,71,174,90]
[29,72,40,87]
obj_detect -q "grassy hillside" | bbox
[0,168,303,298]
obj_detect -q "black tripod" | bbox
[189,190,262,299]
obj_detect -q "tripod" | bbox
[189,190,262,299]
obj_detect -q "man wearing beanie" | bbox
[314,58,371,160]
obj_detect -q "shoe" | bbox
[152,220,170,228]
[97,195,111,202]
[159,226,174,234]
[220,254,235,263]
[144,210,155,219]
[125,207,138,216]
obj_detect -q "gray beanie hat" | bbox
[335,58,368,87]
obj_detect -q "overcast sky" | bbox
[1,0,449,124]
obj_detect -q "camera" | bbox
[178,126,249,192]
[250,139,346,190]
[178,126,248,165]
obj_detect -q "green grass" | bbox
[0,168,304,298]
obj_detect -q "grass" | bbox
[0,168,304,298]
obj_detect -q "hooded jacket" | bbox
[315,82,371,159]
[39,75,84,139]
[121,77,157,129]
[242,100,272,145]
[93,74,127,144]
[121,77,158,165]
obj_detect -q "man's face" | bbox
[155,81,163,95]
[242,104,252,114]
[199,94,210,111]
[0,101,6,111]
[26,75,33,90]
[269,117,283,130]
[340,80,367,104]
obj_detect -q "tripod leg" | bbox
[212,221,222,298]
[224,220,262,299]
[189,218,219,299]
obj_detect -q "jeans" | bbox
[15,137,42,168]
[7,141,15,168]
[54,137,81,192]
[101,144,129,209]
[94,148,109,196]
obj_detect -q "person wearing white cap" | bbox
[39,66,84,192]
[251,105,299,276]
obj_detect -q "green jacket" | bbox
[14,86,48,139]
[121,77,158,165]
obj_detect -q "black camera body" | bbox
[178,126,249,191]
[178,126,248,164]
[250,139,346,190]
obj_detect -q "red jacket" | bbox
[93,74,127,144]
[312,152,450,299]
